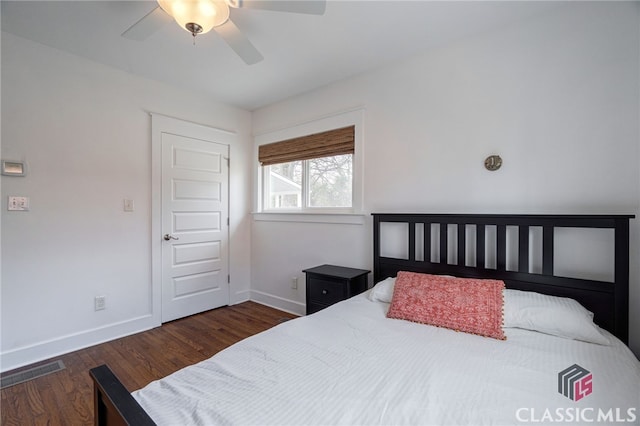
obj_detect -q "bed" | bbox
[90,213,639,425]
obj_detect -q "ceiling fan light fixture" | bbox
[157,0,229,36]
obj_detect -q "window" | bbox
[260,126,354,211]
[264,155,353,210]
[308,154,352,207]
[266,160,302,208]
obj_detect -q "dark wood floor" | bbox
[0,302,297,426]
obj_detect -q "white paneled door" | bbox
[160,131,229,322]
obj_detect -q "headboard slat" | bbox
[497,224,507,271]
[408,222,416,262]
[477,225,486,269]
[518,226,530,273]
[542,225,554,275]
[439,223,447,264]
[457,224,465,267]
[424,222,431,263]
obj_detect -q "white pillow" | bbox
[503,289,610,345]
[368,277,396,303]
[368,274,453,303]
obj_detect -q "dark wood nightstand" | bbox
[303,264,370,315]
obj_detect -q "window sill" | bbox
[252,212,366,225]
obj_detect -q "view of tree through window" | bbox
[309,154,352,207]
[266,154,353,210]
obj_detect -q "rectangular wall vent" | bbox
[1,360,66,389]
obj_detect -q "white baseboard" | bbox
[249,290,305,316]
[231,289,251,305]
[1,292,303,373]
[0,314,159,373]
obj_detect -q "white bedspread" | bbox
[133,293,640,425]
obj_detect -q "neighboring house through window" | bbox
[259,126,354,212]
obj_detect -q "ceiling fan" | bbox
[122,0,326,65]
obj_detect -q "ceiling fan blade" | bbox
[121,6,173,41]
[227,0,326,15]
[215,19,264,65]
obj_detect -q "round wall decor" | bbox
[484,155,502,171]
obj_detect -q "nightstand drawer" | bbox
[308,278,344,305]
[303,264,370,315]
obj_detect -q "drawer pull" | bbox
[322,289,328,295]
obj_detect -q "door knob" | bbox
[163,234,179,241]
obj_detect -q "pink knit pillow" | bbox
[387,271,506,340]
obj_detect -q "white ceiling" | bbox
[1,1,563,111]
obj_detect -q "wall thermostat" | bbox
[1,160,26,176]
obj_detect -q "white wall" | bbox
[251,2,640,354]
[1,2,638,370]
[0,32,253,371]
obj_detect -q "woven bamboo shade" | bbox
[258,126,354,166]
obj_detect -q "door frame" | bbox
[151,113,235,324]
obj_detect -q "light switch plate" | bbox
[123,199,134,212]
[8,196,29,211]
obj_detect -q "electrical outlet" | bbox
[291,277,298,290]
[95,296,106,311]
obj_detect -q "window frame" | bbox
[254,109,364,217]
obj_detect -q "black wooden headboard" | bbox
[372,214,634,344]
